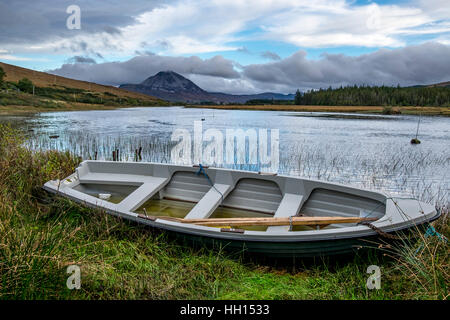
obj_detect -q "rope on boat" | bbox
[357,196,429,240]
[357,221,402,240]
[359,199,447,242]
[195,164,224,204]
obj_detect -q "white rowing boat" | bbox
[43,161,439,257]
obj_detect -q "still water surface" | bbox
[1,107,448,204]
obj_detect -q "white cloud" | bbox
[0,49,47,61]
[0,54,34,61]
[259,2,435,47]
[2,0,449,58]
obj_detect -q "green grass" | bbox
[0,125,448,300]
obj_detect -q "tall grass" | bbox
[0,125,448,299]
[24,130,449,205]
[381,208,449,299]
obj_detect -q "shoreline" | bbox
[1,104,449,116]
[0,103,158,116]
[185,104,450,116]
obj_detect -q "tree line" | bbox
[294,85,450,107]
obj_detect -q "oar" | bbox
[151,216,377,227]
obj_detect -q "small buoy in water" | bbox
[49,135,59,139]
[410,138,421,144]
[201,118,205,121]
[99,193,111,200]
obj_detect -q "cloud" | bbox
[67,56,97,64]
[0,49,46,61]
[243,42,450,89]
[50,53,241,85]
[0,0,165,57]
[260,51,281,61]
[258,2,429,48]
[236,47,250,54]
[48,42,450,94]
[2,0,448,58]
[0,1,162,43]
[0,54,34,61]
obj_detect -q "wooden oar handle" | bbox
[152,216,377,227]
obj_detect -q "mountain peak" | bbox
[154,70,181,77]
[140,71,205,94]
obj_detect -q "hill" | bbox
[427,81,450,88]
[0,61,164,103]
[120,71,294,103]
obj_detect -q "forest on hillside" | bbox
[294,85,450,107]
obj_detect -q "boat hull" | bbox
[136,209,440,258]
[43,160,440,258]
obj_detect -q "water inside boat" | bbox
[135,198,196,218]
[73,183,139,204]
[68,164,386,232]
[134,171,209,217]
[209,207,270,231]
[134,198,270,231]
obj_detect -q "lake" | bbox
[1,106,448,205]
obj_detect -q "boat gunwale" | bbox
[42,182,441,243]
[43,160,438,242]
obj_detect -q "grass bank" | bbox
[0,125,448,299]
[0,103,142,116]
[185,104,450,116]
[0,86,169,116]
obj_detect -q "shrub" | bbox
[0,66,5,88]
[382,106,401,115]
[17,78,34,94]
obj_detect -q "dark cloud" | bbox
[236,47,250,54]
[102,26,122,35]
[0,0,163,45]
[244,42,450,89]
[67,56,97,64]
[49,54,241,86]
[260,51,281,61]
[155,40,172,51]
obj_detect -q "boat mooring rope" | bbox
[357,196,427,240]
[357,220,402,240]
[195,164,224,203]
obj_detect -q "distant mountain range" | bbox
[119,71,295,103]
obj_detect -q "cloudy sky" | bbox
[0,0,449,94]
